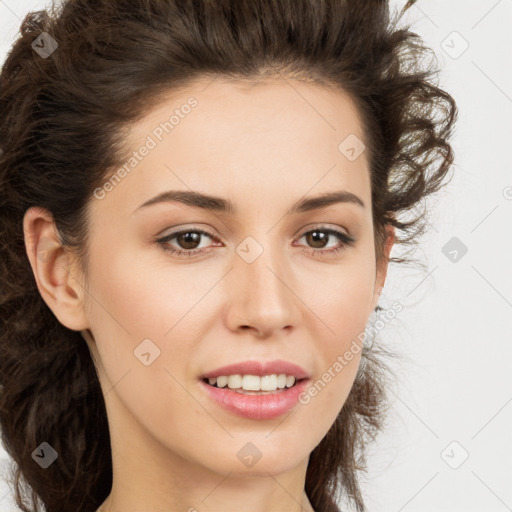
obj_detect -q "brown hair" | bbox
[0,1,457,511]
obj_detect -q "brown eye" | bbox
[295,227,356,257]
[304,230,330,249]
[175,232,203,250]
[156,228,219,256]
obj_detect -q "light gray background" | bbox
[0,0,511,510]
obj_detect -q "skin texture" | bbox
[23,76,395,512]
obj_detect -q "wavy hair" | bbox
[0,1,457,511]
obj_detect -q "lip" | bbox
[199,377,310,420]
[199,359,310,380]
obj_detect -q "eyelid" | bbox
[157,223,353,242]
[156,224,218,240]
[295,223,352,238]
[155,222,356,259]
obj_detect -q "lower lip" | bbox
[199,378,310,420]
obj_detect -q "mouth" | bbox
[199,374,311,419]
[201,375,308,394]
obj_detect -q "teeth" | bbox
[227,375,243,389]
[242,375,260,391]
[276,374,287,388]
[206,374,297,391]
[216,376,228,388]
[285,375,295,388]
[260,374,277,391]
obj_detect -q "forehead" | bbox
[95,76,371,220]
[128,75,366,149]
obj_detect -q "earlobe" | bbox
[23,206,89,331]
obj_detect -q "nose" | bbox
[225,238,302,338]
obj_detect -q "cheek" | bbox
[83,240,217,404]
[299,246,377,340]
[86,240,190,338]
[297,252,376,408]
[322,265,375,346]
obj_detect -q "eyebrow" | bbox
[132,189,365,215]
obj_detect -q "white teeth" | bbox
[276,374,287,388]
[260,374,277,391]
[206,373,298,391]
[216,376,228,388]
[227,375,243,389]
[242,375,261,391]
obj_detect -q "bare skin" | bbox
[23,75,394,512]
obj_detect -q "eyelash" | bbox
[155,225,355,258]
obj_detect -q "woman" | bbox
[0,1,457,511]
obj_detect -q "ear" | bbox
[371,224,395,312]
[23,206,90,331]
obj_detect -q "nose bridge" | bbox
[237,230,287,299]
[228,229,299,332]
[242,239,282,294]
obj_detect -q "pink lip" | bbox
[199,359,310,380]
[199,378,310,420]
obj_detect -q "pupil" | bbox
[307,231,327,249]
[178,232,200,249]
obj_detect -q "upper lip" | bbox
[200,359,310,380]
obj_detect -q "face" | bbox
[26,76,393,482]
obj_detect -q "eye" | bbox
[156,227,220,257]
[155,225,355,258]
[293,226,355,257]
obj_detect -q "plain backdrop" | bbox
[0,0,511,511]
